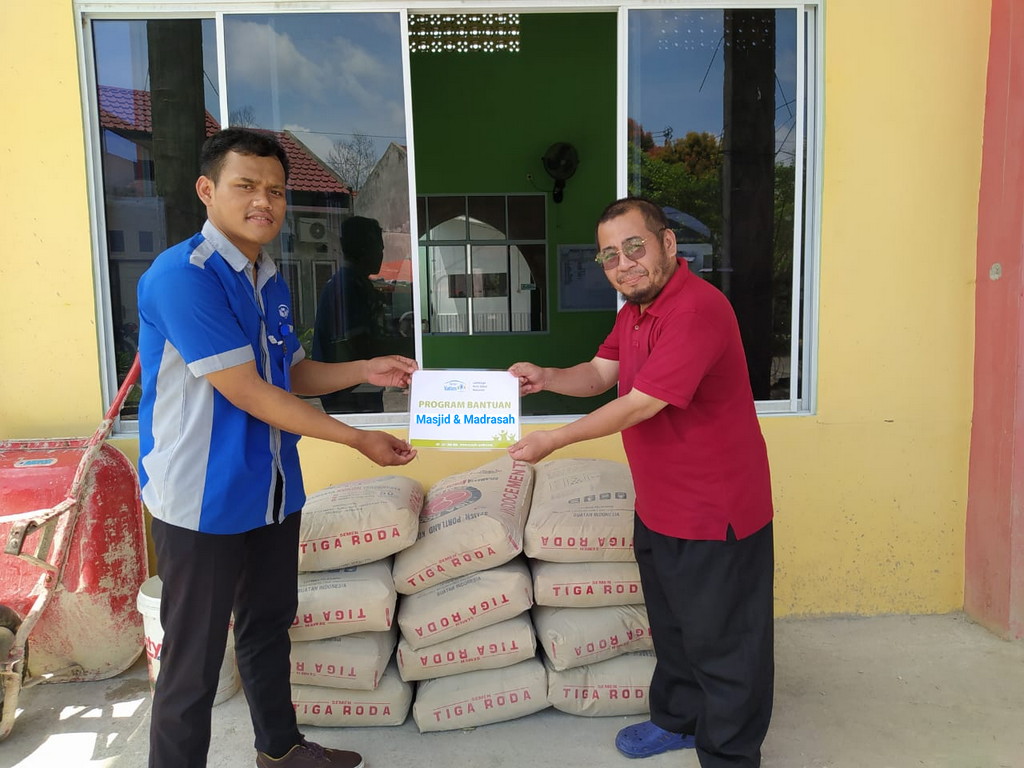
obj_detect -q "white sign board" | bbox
[408,369,521,450]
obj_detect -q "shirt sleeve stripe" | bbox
[189,346,255,377]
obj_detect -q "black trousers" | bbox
[634,516,775,768]
[149,512,303,768]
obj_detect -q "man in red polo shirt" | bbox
[508,196,774,768]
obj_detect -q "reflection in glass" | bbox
[92,18,218,414]
[312,216,389,412]
[627,9,801,401]
[224,13,414,414]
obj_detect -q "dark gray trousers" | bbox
[635,516,775,768]
[148,511,302,768]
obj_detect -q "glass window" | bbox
[92,18,219,414]
[627,8,814,407]
[90,12,413,418]
[507,195,546,240]
[86,6,817,422]
[108,230,125,253]
[468,196,506,239]
[224,12,413,416]
[419,194,547,336]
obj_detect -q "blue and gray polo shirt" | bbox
[137,220,306,534]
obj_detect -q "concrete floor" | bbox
[4,613,1023,768]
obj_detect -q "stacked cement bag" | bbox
[297,475,424,572]
[393,455,533,593]
[545,649,656,717]
[526,458,654,717]
[289,476,423,726]
[393,456,549,731]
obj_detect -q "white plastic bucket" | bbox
[137,575,240,705]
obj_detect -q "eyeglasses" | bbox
[594,230,664,271]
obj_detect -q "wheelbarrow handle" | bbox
[73,353,141,470]
[105,353,141,423]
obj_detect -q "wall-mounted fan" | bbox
[541,142,579,204]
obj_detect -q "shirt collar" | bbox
[201,220,278,278]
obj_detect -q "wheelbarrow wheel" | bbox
[0,605,20,634]
[0,604,24,711]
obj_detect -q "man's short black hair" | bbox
[200,127,290,183]
[595,196,670,242]
[341,216,385,274]
[341,216,383,253]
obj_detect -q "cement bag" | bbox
[412,657,549,733]
[546,651,655,716]
[393,456,534,594]
[291,560,396,641]
[532,560,644,607]
[292,662,412,727]
[524,459,635,562]
[396,613,536,682]
[298,476,423,571]
[397,558,533,650]
[289,626,398,690]
[532,604,652,671]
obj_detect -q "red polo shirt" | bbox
[597,261,773,541]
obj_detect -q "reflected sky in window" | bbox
[225,13,407,163]
[629,9,798,164]
[93,19,220,109]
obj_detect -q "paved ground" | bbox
[4,613,1023,768]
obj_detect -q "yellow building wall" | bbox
[1,3,104,436]
[0,1,990,617]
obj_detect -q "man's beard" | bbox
[620,280,661,306]
[623,291,653,305]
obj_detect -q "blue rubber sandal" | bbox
[615,720,696,758]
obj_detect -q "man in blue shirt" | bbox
[137,128,416,768]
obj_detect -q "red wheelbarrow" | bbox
[0,356,148,741]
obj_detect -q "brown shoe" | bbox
[256,739,364,768]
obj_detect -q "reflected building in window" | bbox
[95,78,352,380]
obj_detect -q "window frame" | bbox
[76,0,822,431]
[616,3,821,416]
[418,192,548,337]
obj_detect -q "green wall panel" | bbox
[410,12,619,415]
